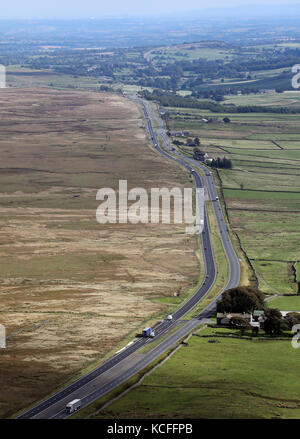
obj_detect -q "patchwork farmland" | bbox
[166,106,300,296]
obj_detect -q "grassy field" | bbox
[268,295,300,311]
[224,91,300,107]
[198,138,278,150]
[6,67,101,91]
[92,326,300,419]
[147,42,234,64]
[0,87,199,418]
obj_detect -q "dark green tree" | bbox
[264,308,286,336]
[217,286,265,314]
[284,312,300,330]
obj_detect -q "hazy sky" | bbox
[1,0,299,19]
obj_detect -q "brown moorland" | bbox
[0,88,199,418]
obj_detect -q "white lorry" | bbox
[166,315,173,321]
[65,399,82,414]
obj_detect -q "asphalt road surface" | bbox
[17,98,240,419]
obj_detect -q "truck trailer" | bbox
[65,399,82,414]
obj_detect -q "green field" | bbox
[94,327,300,419]
[228,149,300,161]
[224,91,300,107]
[167,102,300,296]
[200,138,278,150]
[276,141,300,149]
[269,295,300,311]
[149,43,234,64]
[247,133,300,141]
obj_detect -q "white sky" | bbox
[0,0,299,19]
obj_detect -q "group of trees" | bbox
[172,139,184,146]
[217,287,300,336]
[263,309,300,336]
[211,157,232,169]
[172,137,200,147]
[140,89,225,112]
[217,287,265,314]
[140,89,300,114]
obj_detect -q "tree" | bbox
[173,140,184,146]
[217,286,265,314]
[284,312,300,330]
[230,317,252,335]
[194,137,200,146]
[223,117,231,123]
[215,95,224,102]
[211,157,232,169]
[264,308,286,336]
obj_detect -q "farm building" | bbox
[217,311,266,329]
[193,151,209,161]
[169,130,189,137]
[217,313,253,325]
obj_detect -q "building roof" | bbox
[217,313,252,319]
[253,310,265,317]
[280,311,300,317]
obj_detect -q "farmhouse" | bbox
[169,130,189,137]
[193,151,209,161]
[205,157,213,165]
[217,313,252,325]
[217,311,266,329]
[253,310,265,321]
